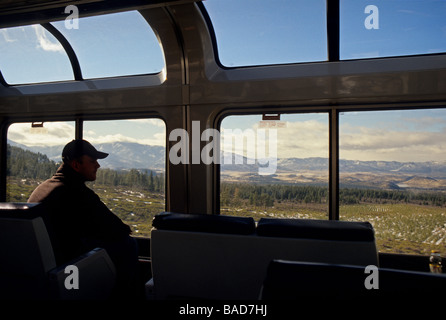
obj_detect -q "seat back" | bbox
[255,217,378,266]
[261,259,446,299]
[151,212,256,299]
[49,248,116,300]
[0,202,117,300]
[150,213,378,300]
[0,203,56,299]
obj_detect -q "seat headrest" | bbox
[256,218,375,241]
[153,212,256,235]
[0,202,44,219]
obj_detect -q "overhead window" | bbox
[52,11,165,79]
[203,0,327,67]
[341,0,446,59]
[0,25,74,85]
[0,11,164,85]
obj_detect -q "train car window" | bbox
[0,25,74,85]
[339,109,446,257]
[51,11,165,79]
[203,0,327,67]
[340,0,446,60]
[6,121,75,201]
[220,113,329,220]
[83,119,166,237]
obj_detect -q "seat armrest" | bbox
[49,248,116,300]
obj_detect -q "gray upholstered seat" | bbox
[0,202,116,300]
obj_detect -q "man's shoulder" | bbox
[28,175,70,202]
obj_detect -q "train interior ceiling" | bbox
[1,0,446,300]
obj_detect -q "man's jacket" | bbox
[28,163,132,264]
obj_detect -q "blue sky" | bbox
[203,0,327,66]
[3,1,446,163]
[340,0,446,59]
[205,0,446,64]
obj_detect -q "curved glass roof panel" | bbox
[341,0,446,60]
[0,24,74,85]
[52,11,165,79]
[203,0,327,67]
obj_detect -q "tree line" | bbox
[95,168,164,192]
[221,182,446,208]
[7,145,59,180]
[7,144,164,192]
[339,187,446,207]
[221,183,328,208]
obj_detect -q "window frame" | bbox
[0,10,165,86]
[200,0,329,69]
[200,0,446,69]
[3,116,168,228]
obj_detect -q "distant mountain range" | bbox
[8,140,165,172]
[221,154,446,176]
[219,154,446,190]
[8,140,446,189]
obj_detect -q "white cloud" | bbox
[84,132,166,147]
[8,122,74,146]
[9,121,166,148]
[276,120,328,158]
[126,119,165,127]
[221,120,329,159]
[83,119,166,146]
[0,29,17,43]
[340,126,446,162]
[32,25,64,53]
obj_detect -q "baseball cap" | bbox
[62,139,108,162]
